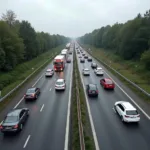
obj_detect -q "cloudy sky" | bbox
[0,0,150,37]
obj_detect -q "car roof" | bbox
[84,68,89,71]
[28,87,36,91]
[105,78,112,81]
[46,69,52,71]
[56,79,64,82]
[88,84,97,88]
[97,67,102,69]
[120,101,136,111]
[7,109,23,116]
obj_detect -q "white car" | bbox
[55,79,66,90]
[45,69,54,77]
[114,101,140,123]
[82,68,90,76]
[94,67,104,76]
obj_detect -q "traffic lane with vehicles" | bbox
[76,50,150,150]
[0,53,73,150]
[81,47,150,117]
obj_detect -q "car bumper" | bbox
[124,117,140,122]
[83,73,90,76]
[88,93,98,97]
[24,97,35,100]
[1,128,18,133]
[55,87,65,90]
[45,74,53,77]
[96,73,104,76]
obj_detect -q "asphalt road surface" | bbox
[76,43,150,150]
[0,47,73,150]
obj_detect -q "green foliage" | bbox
[79,9,150,69]
[0,10,69,90]
[141,50,150,70]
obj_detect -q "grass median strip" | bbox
[0,45,63,112]
[82,44,150,102]
[71,48,95,150]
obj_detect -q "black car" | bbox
[0,108,29,133]
[91,62,97,68]
[87,57,92,61]
[24,87,40,100]
[84,55,88,59]
[82,53,85,56]
[86,84,98,97]
[80,58,85,63]
[67,58,71,63]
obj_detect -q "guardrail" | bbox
[0,52,58,103]
[84,48,150,97]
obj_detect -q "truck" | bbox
[66,43,71,49]
[53,55,65,71]
[61,49,68,59]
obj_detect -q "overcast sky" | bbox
[0,0,150,37]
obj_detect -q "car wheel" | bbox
[35,95,38,99]
[20,124,23,131]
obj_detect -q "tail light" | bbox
[0,125,3,129]
[125,115,130,118]
[137,114,140,117]
[24,94,26,97]
[96,90,98,93]
[13,124,18,129]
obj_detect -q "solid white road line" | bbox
[104,70,150,120]
[13,97,24,109]
[84,47,150,120]
[76,49,100,150]
[40,104,44,112]
[23,135,31,148]
[64,56,73,150]
[32,73,44,87]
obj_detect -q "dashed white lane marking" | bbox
[32,73,44,87]
[40,104,44,112]
[23,135,31,148]
[14,97,24,109]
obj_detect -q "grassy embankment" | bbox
[71,48,95,150]
[83,44,150,101]
[0,45,63,111]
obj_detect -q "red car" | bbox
[100,78,115,89]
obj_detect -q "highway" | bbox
[75,43,150,150]
[0,46,73,150]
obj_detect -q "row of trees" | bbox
[0,10,69,71]
[79,10,150,70]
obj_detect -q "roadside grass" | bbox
[0,45,63,112]
[75,51,95,150]
[82,44,150,101]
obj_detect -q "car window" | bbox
[27,89,35,93]
[126,110,138,115]
[19,110,25,119]
[4,116,18,123]
[89,85,97,90]
[106,80,113,84]
[56,81,64,85]
[118,104,125,111]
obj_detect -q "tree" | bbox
[141,50,150,70]
[1,10,17,27]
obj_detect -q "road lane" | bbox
[76,44,150,150]
[0,47,73,150]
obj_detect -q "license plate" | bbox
[6,127,11,129]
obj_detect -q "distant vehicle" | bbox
[67,58,71,63]
[79,56,82,58]
[82,53,85,56]
[0,108,29,134]
[94,67,104,76]
[114,101,140,123]
[87,57,92,61]
[53,55,65,71]
[82,68,90,76]
[69,51,72,54]
[66,43,71,49]
[24,87,40,100]
[91,62,97,69]
[61,50,68,59]
[84,55,88,59]
[100,78,115,89]
[45,69,54,77]
[86,84,98,97]
[80,58,85,63]
[55,79,66,91]
[77,51,80,54]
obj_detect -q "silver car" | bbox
[82,68,90,76]
[94,67,104,76]
[55,79,66,90]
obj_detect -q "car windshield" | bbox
[126,110,138,115]
[84,69,89,72]
[27,89,35,93]
[89,85,97,90]
[92,63,96,66]
[4,116,18,123]
[56,81,64,85]
[54,62,63,65]
[46,70,51,72]
[97,68,102,71]
[106,80,113,84]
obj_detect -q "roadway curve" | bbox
[75,43,150,150]
[0,46,73,150]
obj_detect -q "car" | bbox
[77,51,80,54]
[87,57,92,61]
[0,108,29,134]
[55,79,66,90]
[91,62,97,68]
[100,78,115,89]
[69,51,72,54]
[24,87,40,100]
[82,53,85,56]
[67,58,71,63]
[80,58,85,63]
[86,84,98,97]
[94,67,104,76]
[45,69,54,77]
[79,55,82,58]
[82,68,90,76]
[114,101,140,123]
[84,55,88,59]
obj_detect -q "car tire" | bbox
[20,124,23,131]
[35,95,38,99]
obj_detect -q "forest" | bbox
[79,9,150,70]
[0,10,69,72]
